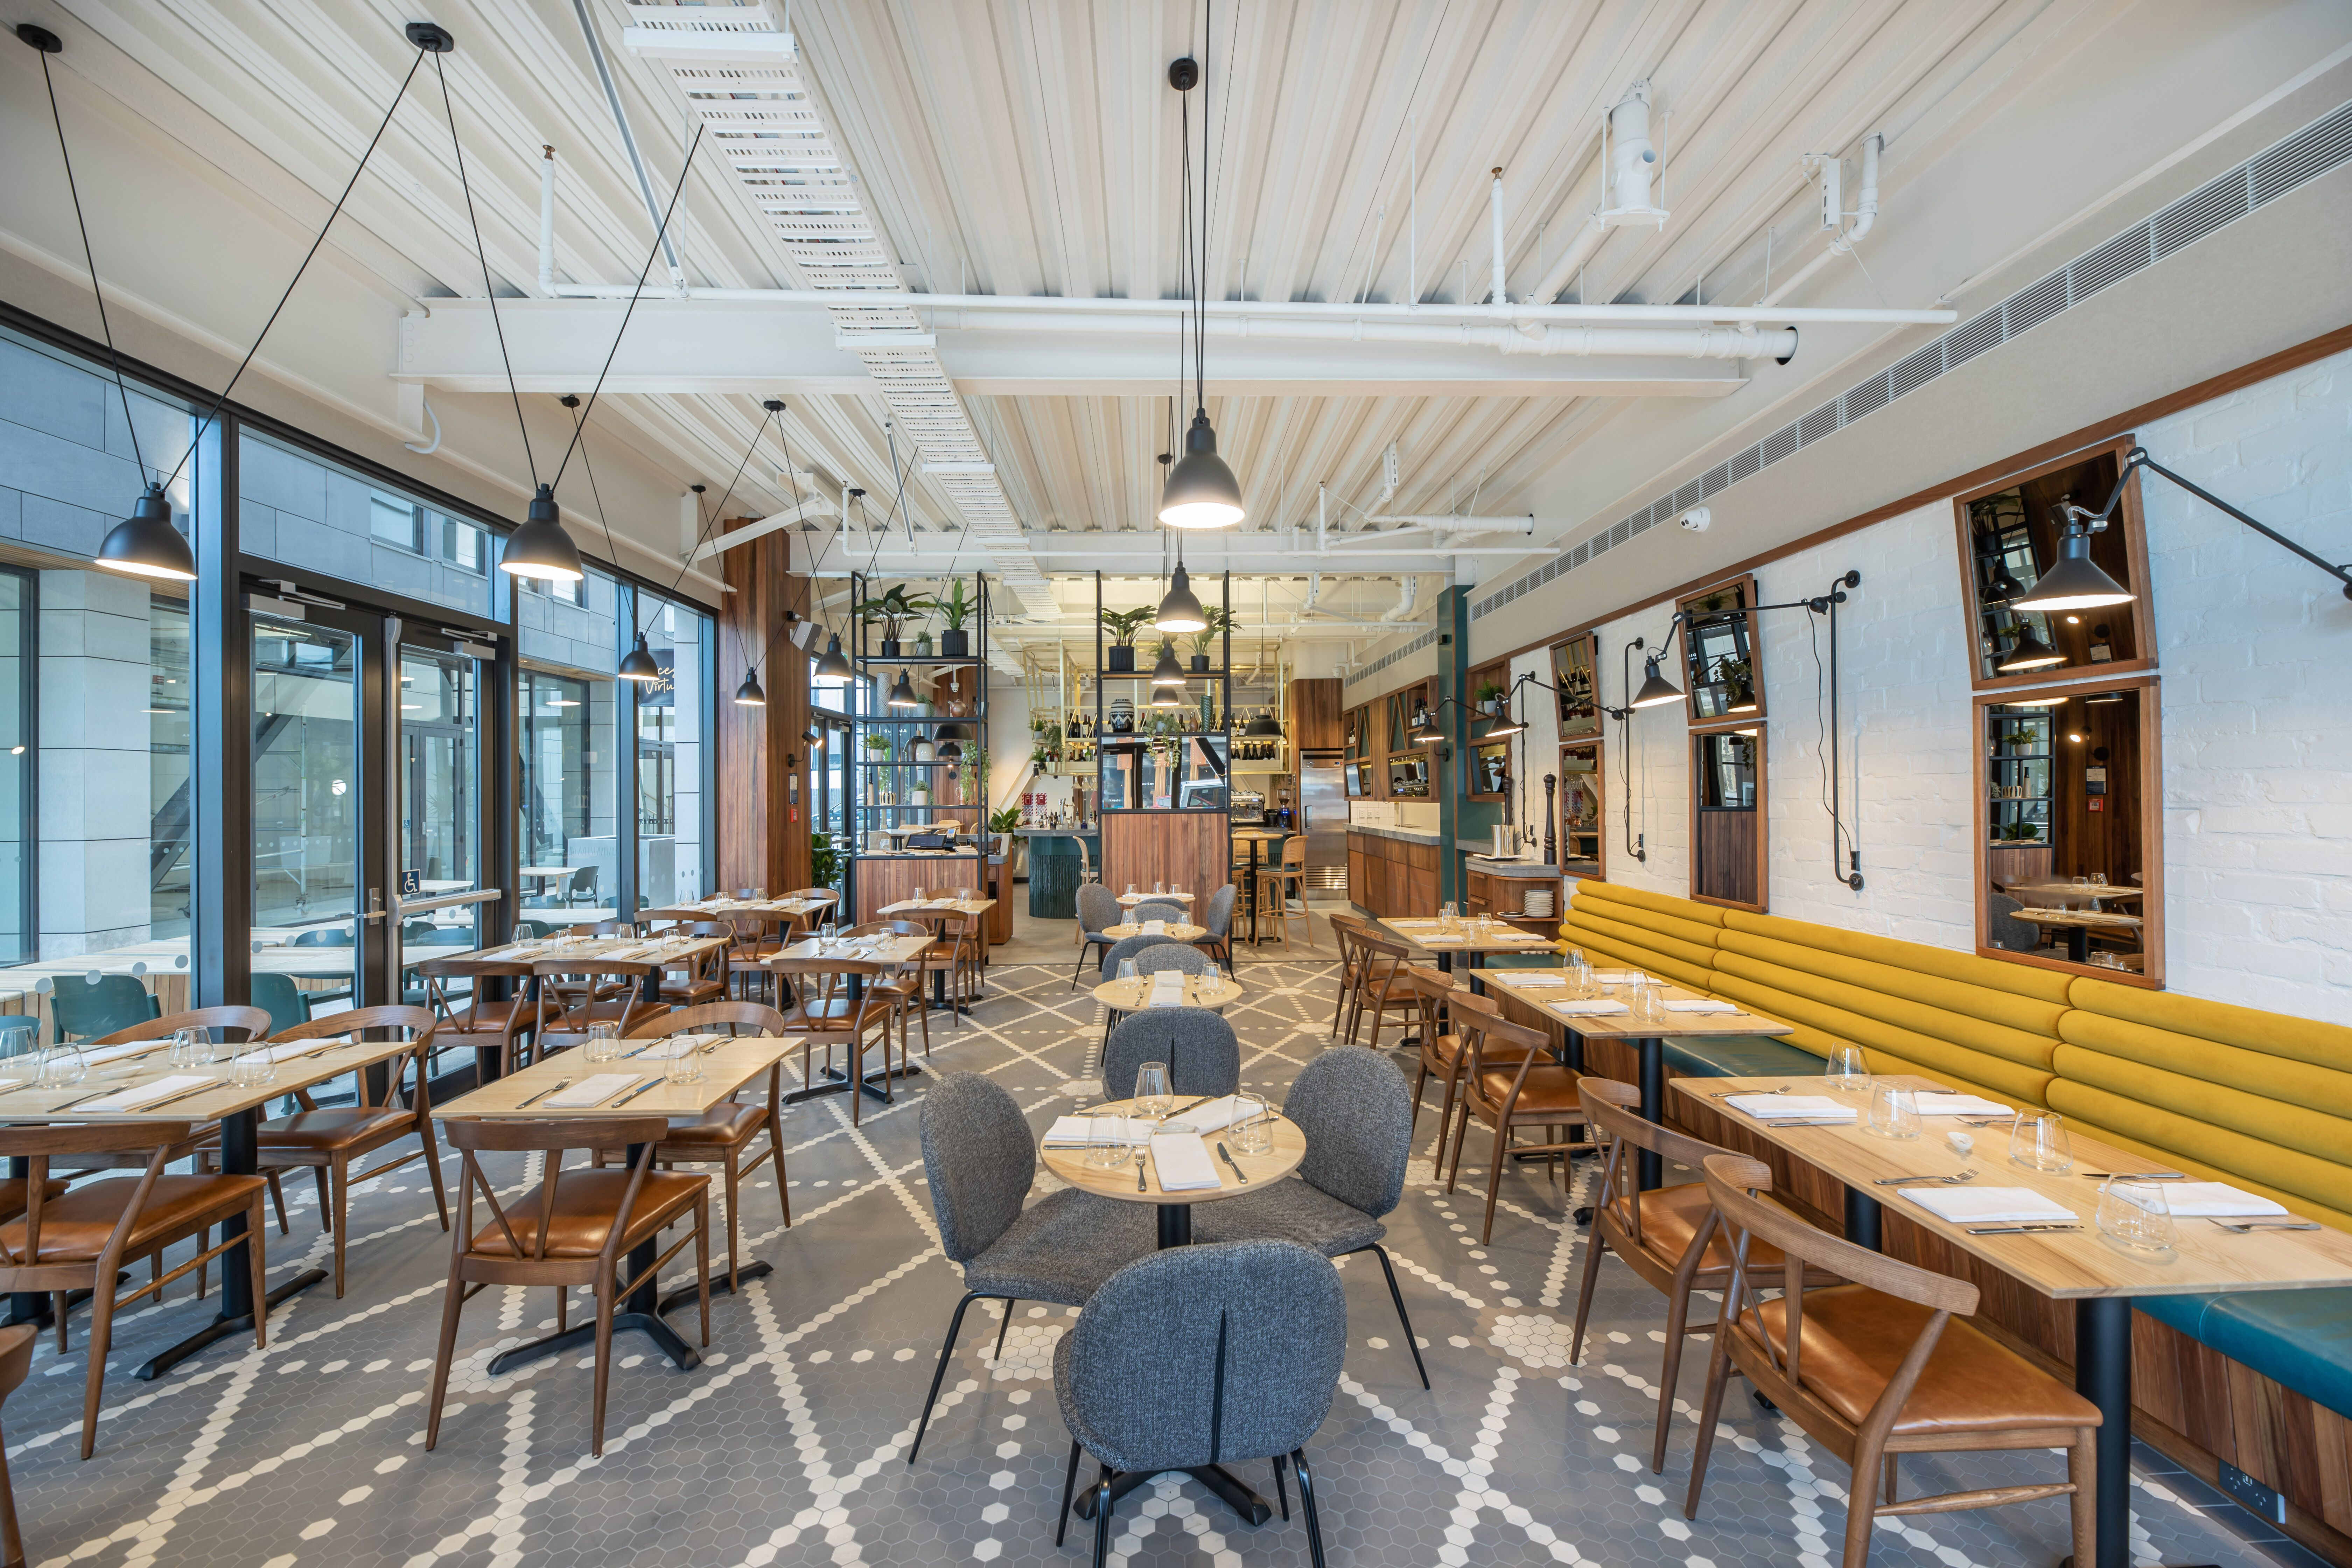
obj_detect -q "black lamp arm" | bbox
[2087,445,2352,602]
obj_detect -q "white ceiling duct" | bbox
[1524,80,1675,306]
[1362,513,1536,535]
[1380,575,1422,622]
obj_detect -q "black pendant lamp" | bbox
[1630,656,1685,709]
[1157,50,1244,530]
[1150,643,1188,687]
[1150,681,1184,709]
[734,666,767,706]
[1154,562,1209,634]
[2009,522,2134,611]
[1476,707,1528,742]
[501,484,585,583]
[887,668,920,709]
[1983,561,2025,604]
[1410,707,1445,744]
[97,485,197,581]
[618,631,662,683]
[813,632,854,686]
[937,739,963,760]
[1244,710,1283,738]
[1996,628,2065,672]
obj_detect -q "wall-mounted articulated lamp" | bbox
[2040,443,2352,605]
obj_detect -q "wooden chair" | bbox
[621,1001,790,1290]
[1324,915,1370,1040]
[1349,933,1426,1053]
[654,923,734,1008]
[568,920,641,938]
[846,921,933,1064]
[532,958,667,1054]
[770,957,899,1126]
[250,1007,449,1298]
[426,1116,710,1457]
[73,1006,275,1175]
[0,1122,268,1458]
[920,910,986,1027]
[416,957,539,1074]
[0,1320,33,1568]
[1442,1006,1592,1243]
[1408,979,1518,1148]
[1264,836,1312,950]
[1572,1078,1840,1474]
[725,911,791,1004]
[1686,1153,2100,1568]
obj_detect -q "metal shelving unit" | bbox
[845,571,990,922]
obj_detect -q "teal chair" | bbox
[249,973,313,1037]
[50,975,162,1043]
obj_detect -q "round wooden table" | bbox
[1101,922,1208,941]
[1039,1095,1305,1247]
[1114,890,1196,906]
[1090,973,1243,1011]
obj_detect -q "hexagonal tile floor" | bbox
[0,961,2307,1567]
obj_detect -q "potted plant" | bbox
[1185,606,1232,672]
[987,806,1021,859]
[861,584,934,658]
[937,578,974,658]
[1475,679,1506,716]
[811,830,841,890]
[915,628,935,658]
[1100,606,1155,672]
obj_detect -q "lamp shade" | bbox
[1244,710,1283,737]
[933,721,969,742]
[2009,526,2134,611]
[1996,629,2065,672]
[937,739,962,760]
[1630,657,1684,709]
[95,485,197,581]
[499,484,585,582]
[1153,563,1209,634]
[733,668,766,706]
[1149,643,1187,687]
[803,723,823,745]
[1410,707,1444,744]
[1150,682,1182,708]
[1475,708,1527,742]
[1157,410,1245,529]
[887,669,920,708]
[812,632,854,685]
[1984,562,2024,603]
[618,632,663,683]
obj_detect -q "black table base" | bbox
[784,1060,923,1106]
[1843,1186,1882,1252]
[135,1268,328,1381]
[1070,1463,1275,1527]
[2069,1296,2219,1568]
[657,1259,772,1316]
[1633,1036,1665,1190]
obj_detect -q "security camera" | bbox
[1679,506,1712,533]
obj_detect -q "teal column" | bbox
[1437,584,1468,909]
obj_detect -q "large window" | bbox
[240,432,495,615]
[0,570,30,966]
[635,602,708,906]
[251,612,359,933]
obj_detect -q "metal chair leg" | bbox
[1056,1440,1082,1546]
[1363,1244,1430,1388]
[907,1291,987,1465]
[1294,1448,1328,1568]
[1091,1466,1116,1568]
[992,1300,1016,1360]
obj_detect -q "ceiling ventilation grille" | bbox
[1471,94,2352,623]
[622,3,1055,612]
[1343,626,1444,690]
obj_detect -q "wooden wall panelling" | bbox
[1287,678,1342,750]
[1100,812,1232,903]
[718,525,813,899]
[854,854,988,921]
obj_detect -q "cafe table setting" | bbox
[1100,917,1208,941]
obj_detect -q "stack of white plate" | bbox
[1523,888,1555,918]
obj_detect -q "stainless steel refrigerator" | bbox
[1297,754,1348,892]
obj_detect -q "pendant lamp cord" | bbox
[436,47,537,488]
[150,41,430,493]
[549,122,704,490]
[1196,0,1212,415]
[640,399,784,640]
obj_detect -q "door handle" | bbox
[363,888,388,924]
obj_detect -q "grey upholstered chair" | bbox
[1194,1045,1429,1387]
[1130,944,1213,979]
[1987,892,2041,952]
[1097,932,1178,980]
[1055,1240,1346,1567]
[1195,884,1237,972]
[908,1073,1156,1464]
[1072,883,1125,989]
[1102,1010,1240,1101]
[1126,899,1188,927]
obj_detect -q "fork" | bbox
[2211,1218,2321,1232]
[517,1077,571,1108]
[1875,1170,1977,1186]
[1134,1149,1148,1193]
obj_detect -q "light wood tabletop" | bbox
[0,1033,420,1123]
[1378,916,1561,954]
[773,934,933,966]
[1092,974,1244,1011]
[1115,890,1197,906]
[1678,1074,2352,1299]
[1040,1096,1304,1204]
[1102,922,1208,941]
[875,897,997,917]
[432,1032,804,1120]
[645,895,834,921]
[449,934,728,967]
[2000,879,2143,906]
[1482,967,1794,1040]
[1230,829,1286,842]
[2011,908,2143,930]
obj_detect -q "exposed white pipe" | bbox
[1489,167,1508,308]
[402,393,442,455]
[1760,134,1881,309]
[1363,512,1536,535]
[538,147,556,296]
[932,309,1793,360]
[1316,484,1329,553]
[1380,575,1422,622]
[1607,82,1661,215]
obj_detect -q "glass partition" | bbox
[0,571,29,966]
[635,602,707,906]
[518,663,616,918]
[239,431,496,616]
[251,611,360,934]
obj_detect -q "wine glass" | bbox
[2095,1178,2175,1251]
[817,921,838,953]
[230,1037,279,1089]
[1865,1084,1921,1140]
[1824,1044,1871,1093]
[2009,1112,2074,1172]
[168,1026,208,1070]
[1116,959,1139,983]
[1231,1093,1273,1156]
[585,1021,622,1063]
[1133,1060,1173,1121]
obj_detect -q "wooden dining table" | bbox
[1681,1072,2352,1568]
[770,933,934,1104]
[1482,964,1794,1189]
[431,1029,803,1373]
[428,933,731,1080]
[2010,906,2143,962]
[1377,916,1561,992]
[0,1030,420,1377]
[1100,920,1208,942]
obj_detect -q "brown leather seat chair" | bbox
[653,923,734,1008]
[0,1122,268,1458]
[620,1001,790,1290]
[532,957,667,1053]
[0,1319,33,1568]
[417,956,538,1075]
[770,957,898,1126]
[252,1006,449,1297]
[847,920,932,1063]
[1686,1152,2100,1567]
[1442,1006,1591,1242]
[1572,1078,1840,1473]
[427,1115,710,1457]
[918,909,985,1030]
[1349,933,1423,1052]
[1408,985,1533,1148]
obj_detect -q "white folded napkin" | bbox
[259,1039,345,1063]
[1915,1093,2015,1118]
[1662,999,1738,1015]
[1044,1114,1149,1146]
[1146,972,1188,1009]
[1149,1131,1222,1191]
[1724,1093,1855,1121]
[1421,935,1465,945]
[76,1074,216,1113]
[1903,1186,2077,1225]
[632,1036,718,1061]
[79,1040,169,1068]
[1550,999,1629,1017]
[543,1073,648,1108]
[1593,971,1643,984]
[605,944,652,961]
[1141,920,1166,935]
[1507,973,1568,987]
[1176,1094,1253,1133]
[2109,1181,2287,1217]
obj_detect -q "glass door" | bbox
[398,638,490,975]
[251,600,368,1015]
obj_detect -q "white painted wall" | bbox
[1552,345,2352,1022]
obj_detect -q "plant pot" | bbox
[940,629,969,658]
[1107,645,1135,673]
[915,635,934,658]
[880,639,902,659]
[1189,653,1211,673]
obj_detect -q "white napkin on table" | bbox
[1724,1093,1855,1121]
[1421,935,1465,945]
[1592,971,1643,984]
[1149,1132,1222,1191]
[1044,1115,1149,1146]
[1902,1186,2077,1225]
[1146,972,1188,1009]
[1914,1093,2015,1118]
[2109,1181,2287,1217]
[1141,919,1166,935]
[258,1039,347,1063]
[1662,999,1738,1015]
[79,1040,168,1068]
[76,1074,216,1113]
[1506,973,1568,987]
[1550,999,1629,1017]
[543,1073,648,1108]
[1176,1094,1254,1133]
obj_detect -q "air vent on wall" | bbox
[1471,94,2352,623]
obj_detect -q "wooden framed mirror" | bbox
[1552,632,1601,739]
[1691,727,1765,910]
[1679,577,1765,725]
[1558,738,1603,877]
[1954,438,2152,692]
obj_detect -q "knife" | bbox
[612,1078,664,1106]
[1966,1222,2083,1234]
[516,1077,570,1108]
[1218,1143,1250,1184]
[2081,1170,2186,1180]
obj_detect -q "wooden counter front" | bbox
[1346,831,1440,918]
[1100,813,1231,905]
